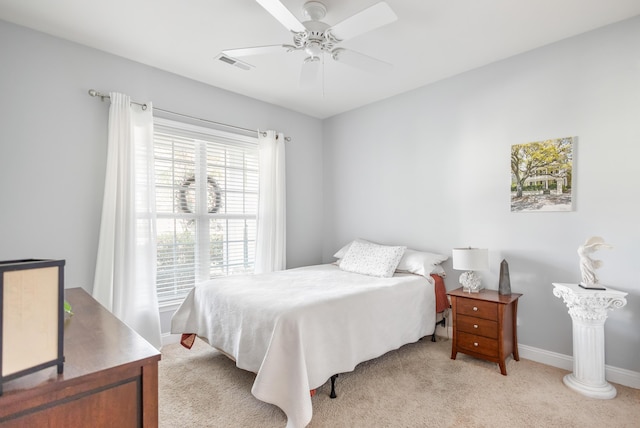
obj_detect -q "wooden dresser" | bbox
[448,287,522,375]
[0,288,161,427]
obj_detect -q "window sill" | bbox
[158,299,183,312]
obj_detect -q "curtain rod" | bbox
[87,89,290,141]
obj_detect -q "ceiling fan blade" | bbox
[255,0,306,33]
[299,58,321,87]
[331,48,392,73]
[222,45,288,57]
[328,2,397,41]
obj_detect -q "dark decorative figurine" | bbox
[499,259,511,295]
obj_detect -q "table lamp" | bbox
[452,247,488,293]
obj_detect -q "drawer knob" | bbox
[473,306,478,311]
[473,324,478,328]
[474,342,479,347]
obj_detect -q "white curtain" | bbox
[93,92,162,350]
[255,130,286,273]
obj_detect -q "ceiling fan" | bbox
[222,0,398,87]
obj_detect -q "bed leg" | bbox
[330,374,338,399]
[432,314,447,342]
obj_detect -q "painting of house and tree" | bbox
[511,137,574,212]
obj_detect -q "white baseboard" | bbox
[434,324,453,339]
[161,333,181,348]
[432,316,639,390]
[516,344,640,390]
[162,330,639,390]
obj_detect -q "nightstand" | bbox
[448,287,522,375]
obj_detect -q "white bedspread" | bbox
[171,263,435,428]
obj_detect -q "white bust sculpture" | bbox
[577,236,612,287]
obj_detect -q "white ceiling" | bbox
[1,0,639,118]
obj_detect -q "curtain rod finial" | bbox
[88,89,109,101]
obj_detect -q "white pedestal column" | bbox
[552,283,627,399]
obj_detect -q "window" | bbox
[153,118,259,303]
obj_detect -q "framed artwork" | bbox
[511,136,574,212]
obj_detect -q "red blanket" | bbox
[180,333,196,349]
[431,274,449,313]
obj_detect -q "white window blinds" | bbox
[153,118,259,302]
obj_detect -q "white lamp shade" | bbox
[452,248,488,271]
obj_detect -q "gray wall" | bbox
[0,20,324,290]
[322,16,640,372]
[1,16,638,374]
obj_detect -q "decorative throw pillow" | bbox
[333,238,372,259]
[339,240,406,278]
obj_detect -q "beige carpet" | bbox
[159,337,639,427]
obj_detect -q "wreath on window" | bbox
[178,175,222,214]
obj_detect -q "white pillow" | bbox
[334,239,447,277]
[333,238,371,259]
[431,264,446,277]
[339,240,406,278]
[396,249,449,277]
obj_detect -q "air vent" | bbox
[215,54,253,71]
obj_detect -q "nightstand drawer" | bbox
[457,331,498,358]
[457,298,498,321]
[457,314,498,339]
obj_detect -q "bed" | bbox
[171,241,448,428]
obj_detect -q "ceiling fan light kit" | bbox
[222,0,397,86]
